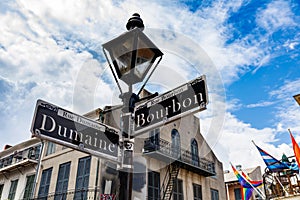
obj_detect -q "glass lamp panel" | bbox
[134,59,152,79]
[110,37,134,78]
[115,51,132,77]
[134,36,156,79]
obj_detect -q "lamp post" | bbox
[293,94,300,106]
[102,13,163,200]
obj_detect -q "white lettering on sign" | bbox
[136,92,203,128]
[39,114,116,154]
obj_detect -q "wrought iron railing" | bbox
[144,138,215,175]
[0,144,41,169]
[29,187,116,200]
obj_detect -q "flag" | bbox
[240,170,263,187]
[241,187,253,200]
[231,164,263,188]
[289,131,300,167]
[254,143,289,172]
[231,164,263,200]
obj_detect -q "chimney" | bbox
[4,144,12,150]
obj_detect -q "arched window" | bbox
[191,139,199,166]
[171,129,181,158]
[150,128,160,149]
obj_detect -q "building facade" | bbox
[0,100,225,200]
[0,138,41,200]
[137,113,226,200]
[102,96,226,200]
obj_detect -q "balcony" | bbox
[0,145,41,173]
[0,158,38,174]
[30,187,115,200]
[143,138,216,176]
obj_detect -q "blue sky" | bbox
[0,0,300,171]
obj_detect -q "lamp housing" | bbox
[102,28,163,85]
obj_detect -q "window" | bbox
[0,184,4,199]
[173,179,183,200]
[211,189,219,200]
[74,156,91,200]
[193,183,202,200]
[191,139,199,166]
[8,179,18,200]
[38,167,53,199]
[55,162,71,200]
[234,188,242,200]
[149,128,160,149]
[23,175,35,200]
[171,129,181,158]
[133,162,146,192]
[148,171,160,200]
[46,142,56,156]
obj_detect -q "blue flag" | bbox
[254,144,289,172]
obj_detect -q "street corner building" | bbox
[0,101,225,200]
[0,138,42,199]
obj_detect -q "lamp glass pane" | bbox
[134,38,156,79]
[111,37,134,77]
[134,50,154,79]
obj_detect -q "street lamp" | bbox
[293,94,300,106]
[102,13,163,200]
[103,13,163,86]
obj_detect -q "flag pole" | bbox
[230,162,266,199]
[252,140,289,196]
[274,174,289,196]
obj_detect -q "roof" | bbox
[0,137,40,157]
[224,166,260,183]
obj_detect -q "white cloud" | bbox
[271,81,300,134]
[246,101,275,108]
[207,112,293,170]
[256,0,296,32]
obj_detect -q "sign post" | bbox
[31,99,120,162]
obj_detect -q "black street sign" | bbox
[31,100,119,162]
[134,75,208,136]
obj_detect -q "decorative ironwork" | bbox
[0,144,41,170]
[40,102,58,112]
[143,138,216,175]
[29,187,117,200]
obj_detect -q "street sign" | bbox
[31,100,120,162]
[134,75,208,136]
